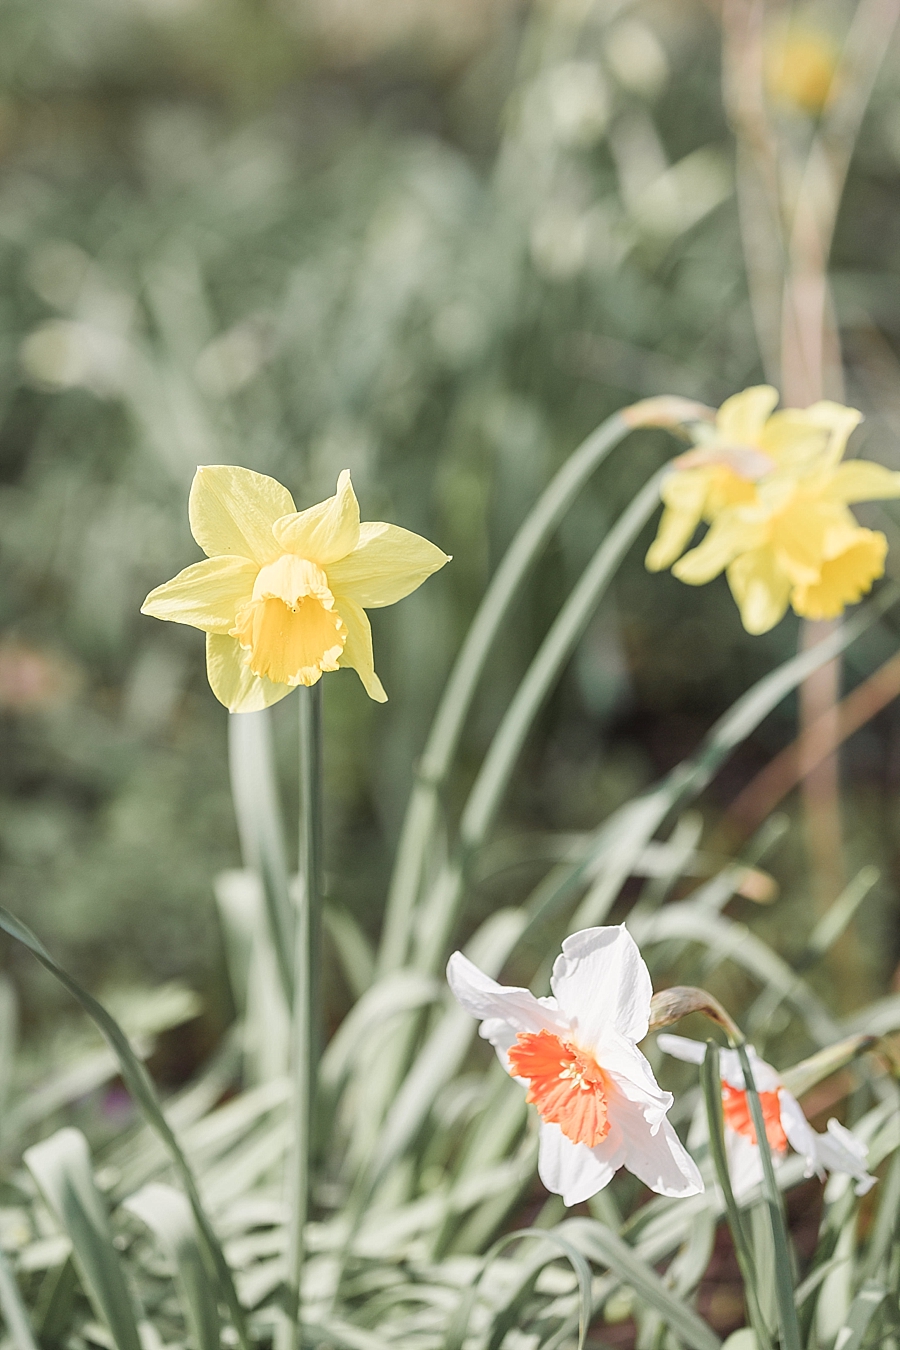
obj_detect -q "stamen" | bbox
[507,1030,610,1148]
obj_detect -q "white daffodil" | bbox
[658,1034,876,1197]
[447,926,703,1206]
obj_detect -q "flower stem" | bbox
[281,682,324,1350]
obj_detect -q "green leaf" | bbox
[0,1242,40,1350]
[24,1129,142,1350]
[560,1217,722,1350]
[0,905,251,1350]
[736,1043,802,1350]
[832,1281,886,1350]
[124,1184,220,1350]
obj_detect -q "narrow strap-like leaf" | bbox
[0,905,251,1350]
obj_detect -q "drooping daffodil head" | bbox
[646,385,900,633]
[658,1034,876,1198]
[447,925,703,1206]
[141,465,450,713]
[646,385,863,575]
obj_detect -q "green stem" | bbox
[700,1043,771,1350]
[736,1043,803,1350]
[282,682,324,1350]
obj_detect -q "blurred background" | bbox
[4,0,900,1080]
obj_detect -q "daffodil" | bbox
[645,385,861,574]
[672,461,900,633]
[659,1034,875,1197]
[447,926,703,1205]
[141,465,450,712]
[646,385,900,633]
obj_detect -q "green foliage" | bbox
[4,1,900,1348]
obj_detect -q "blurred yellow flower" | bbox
[647,386,900,633]
[766,25,839,117]
[645,385,861,573]
[142,466,450,712]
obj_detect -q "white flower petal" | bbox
[550,925,652,1047]
[538,1123,620,1206]
[601,1034,672,1124]
[612,1093,703,1197]
[778,1088,822,1178]
[656,1034,707,1065]
[817,1119,876,1195]
[726,1128,765,1198]
[446,952,568,1041]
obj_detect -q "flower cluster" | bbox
[142,465,449,712]
[646,386,900,634]
[448,924,874,1206]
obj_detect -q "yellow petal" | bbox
[205,632,294,713]
[672,513,761,585]
[337,596,387,702]
[189,465,295,564]
[716,386,779,445]
[769,495,846,585]
[645,503,703,572]
[326,521,450,608]
[727,547,792,634]
[818,460,900,504]
[273,469,360,566]
[791,529,887,621]
[141,556,257,633]
[761,402,862,473]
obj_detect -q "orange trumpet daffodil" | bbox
[141,465,450,712]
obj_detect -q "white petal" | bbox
[538,1123,620,1206]
[817,1119,876,1195]
[778,1088,822,1178]
[446,952,568,1039]
[726,1129,765,1198]
[610,1091,703,1197]
[601,1033,673,1124]
[550,925,652,1047]
[656,1034,707,1065]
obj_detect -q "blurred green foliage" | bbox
[3,0,900,1044]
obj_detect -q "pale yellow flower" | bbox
[646,385,861,574]
[672,461,900,633]
[142,465,450,712]
[765,25,839,117]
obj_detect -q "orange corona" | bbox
[508,1030,611,1148]
[722,1083,788,1152]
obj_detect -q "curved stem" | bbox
[379,400,712,976]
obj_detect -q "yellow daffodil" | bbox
[646,385,861,574]
[646,385,900,633]
[672,461,900,633]
[141,465,450,712]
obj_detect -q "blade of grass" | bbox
[560,1217,722,1350]
[700,1044,771,1350]
[24,1129,142,1350]
[0,906,251,1350]
[124,1184,221,1350]
[0,1242,40,1350]
[736,1042,802,1350]
[414,468,667,974]
[443,1227,593,1350]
